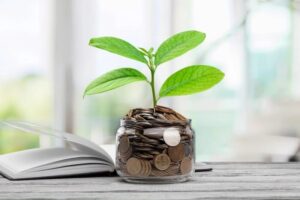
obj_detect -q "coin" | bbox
[118,136,130,154]
[134,147,155,152]
[137,120,152,125]
[180,157,192,174]
[151,169,168,177]
[164,113,178,121]
[124,128,136,135]
[165,164,180,176]
[142,115,155,120]
[131,141,155,148]
[153,153,171,170]
[133,152,154,159]
[126,157,142,176]
[138,159,146,176]
[120,146,132,162]
[136,132,160,144]
[155,105,174,114]
[148,150,161,155]
[143,127,164,138]
[163,127,181,146]
[139,160,151,177]
[155,113,167,120]
[174,111,187,121]
[154,143,168,150]
[146,160,152,176]
[168,143,185,162]
[135,115,146,121]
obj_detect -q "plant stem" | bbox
[147,51,157,107]
[150,69,157,107]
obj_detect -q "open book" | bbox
[0,121,115,180]
[0,121,212,180]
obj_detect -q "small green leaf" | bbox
[155,30,206,66]
[148,47,154,54]
[89,37,147,64]
[139,47,148,55]
[84,68,147,96]
[159,65,224,97]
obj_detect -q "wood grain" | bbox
[1,163,300,200]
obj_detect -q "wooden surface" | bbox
[1,162,300,200]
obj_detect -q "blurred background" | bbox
[1,0,300,162]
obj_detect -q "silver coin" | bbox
[163,127,181,146]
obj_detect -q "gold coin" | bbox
[138,159,146,176]
[154,105,174,114]
[153,153,171,171]
[155,113,167,120]
[146,160,152,176]
[165,164,180,176]
[164,113,178,121]
[120,146,132,162]
[180,157,192,174]
[174,111,187,121]
[126,157,142,176]
[168,143,185,162]
[140,160,151,177]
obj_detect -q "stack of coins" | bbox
[116,105,194,178]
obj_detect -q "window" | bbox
[0,0,53,153]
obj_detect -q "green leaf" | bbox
[84,68,147,96]
[155,30,206,66]
[159,65,224,97]
[89,37,147,64]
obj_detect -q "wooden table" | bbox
[1,162,300,200]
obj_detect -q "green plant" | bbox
[84,30,224,107]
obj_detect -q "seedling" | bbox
[84,30,224,107]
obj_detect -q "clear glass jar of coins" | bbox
[116,105,195,183]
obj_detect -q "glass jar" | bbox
[115,106,195,183]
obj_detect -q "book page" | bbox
[100,144,116,164]
[0,121,114,165]
[18,164,114,179]
[28,157,108,172]
[0,147,100,174]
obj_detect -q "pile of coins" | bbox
[116,105,194,178]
